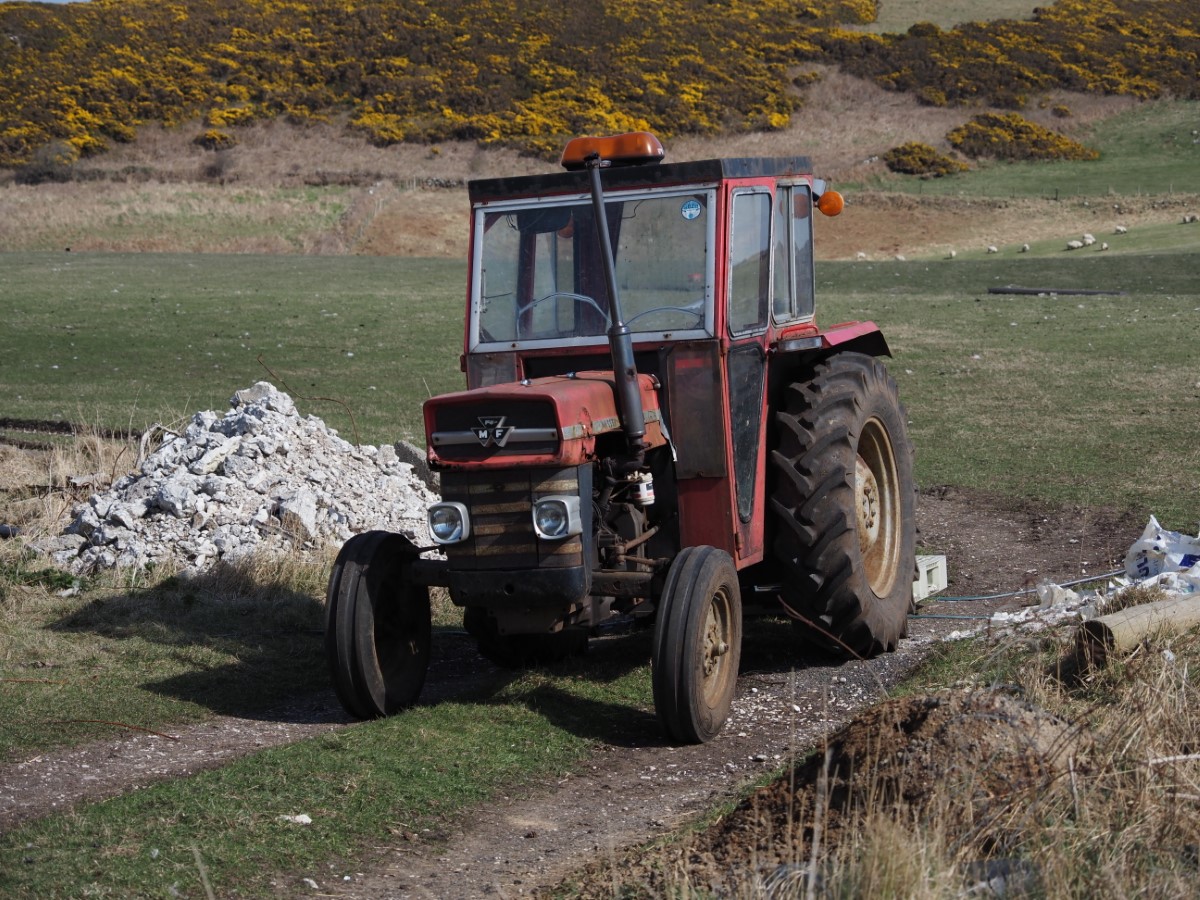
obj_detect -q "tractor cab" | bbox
[326,133,915,744]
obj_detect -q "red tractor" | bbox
[326,132,915,743]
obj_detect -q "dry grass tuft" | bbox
[0,434,135,537]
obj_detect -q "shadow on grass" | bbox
[48,560,841,743]
[48,560,332,722]
[449,615,841,748]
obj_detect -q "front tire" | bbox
[325,531,431,718]
[770,352,915,656]
[652,546,743,744]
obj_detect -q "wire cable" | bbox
[923,569,1124,603]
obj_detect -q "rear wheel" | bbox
[325,531,431,717]
[770,352,915,656]
[652,546,742,744]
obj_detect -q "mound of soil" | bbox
[681,690,1086,894]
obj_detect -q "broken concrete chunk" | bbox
[277,489,319,541]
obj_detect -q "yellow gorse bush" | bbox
[809,0,1200,109]
[0,0,1195,166]
[881,141,968,176]
[947,112,1100,161]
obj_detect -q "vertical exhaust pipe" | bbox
[586,156,646,464]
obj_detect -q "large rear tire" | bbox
[325,531,431,718]
[652,546,743,744]
[770,352,915,657]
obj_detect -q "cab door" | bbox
[725,187,773,564]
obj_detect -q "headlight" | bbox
[428,502,470,544]
[532,496,581,540]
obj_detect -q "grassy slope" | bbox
[846,99,1200,198]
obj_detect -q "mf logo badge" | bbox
[474,416,514,447]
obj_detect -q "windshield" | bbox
[472,188,714,349]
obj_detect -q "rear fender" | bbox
[820,320,891,358]
[775,320,891,359]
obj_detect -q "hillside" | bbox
[1,0,1197,169]
[1,0,1198,260]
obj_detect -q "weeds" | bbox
[610,626,1200,899]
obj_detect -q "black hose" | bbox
[0,524,22,538]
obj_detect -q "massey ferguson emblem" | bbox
[474,416,514,447]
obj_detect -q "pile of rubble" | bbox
[34,383,438,573]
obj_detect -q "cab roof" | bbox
[468,156,815,204]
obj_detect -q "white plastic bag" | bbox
[1124,516,1200,581]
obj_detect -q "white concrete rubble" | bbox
[37,382,437,573]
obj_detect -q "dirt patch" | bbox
[0,486,1138,895]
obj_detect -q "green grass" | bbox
[848,100,1200,198]
[0,628,657,898]
[0,253,466,445]
[817,252,1200,529]
[3,247,1197,530]
[0,556,330,759]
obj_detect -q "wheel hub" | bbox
[855,454,881,555]
[702,609,729,678]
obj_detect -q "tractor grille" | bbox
[440,466,584,570]
[430,399,559,461]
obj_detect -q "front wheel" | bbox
[325,531,431,718]
[652,546,743,744]
[770,352,915,657]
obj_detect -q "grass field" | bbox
[0,253,467,444]
[825,253,1200,526]
[867,0,1043,32]
[3,249,1196,527]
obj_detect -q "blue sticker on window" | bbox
[680,199,702,221]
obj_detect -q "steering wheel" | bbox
[521,291,610,326]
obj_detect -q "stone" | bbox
[155,479,194,518]
[67,506,102,538]
[189,435,240,475]
[277,489,319,542]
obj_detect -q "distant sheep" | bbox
[1020,243,1030,253]
[1114,225,1128,234]
[986,245,998,254]
[1099,242,1109,251]
[1184,213,1199,224]
[946,249,957,259]
[1066,240,1084,250]
[856,251,868,260]
[1082,233,1096,246]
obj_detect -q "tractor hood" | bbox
[423,371,667,470]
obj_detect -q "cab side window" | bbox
[728,191,771,335]
[771,186,816,322]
